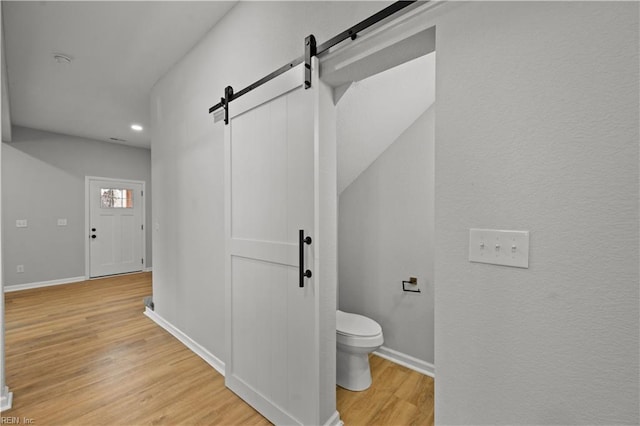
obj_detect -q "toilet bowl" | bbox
[336,310,384,391]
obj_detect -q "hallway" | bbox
[4,273,268,425]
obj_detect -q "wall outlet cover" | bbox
[469,229,529,268]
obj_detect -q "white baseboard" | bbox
[144,308,225,377]
[144,267,153,272]
[4,276,85,293]
[0,386,13,411]
[373,346,435,378]
[323,410,344,426]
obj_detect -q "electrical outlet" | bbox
[57,218,68,226]
[17,265,24,273]
[16,219,28,228]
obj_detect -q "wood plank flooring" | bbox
[3,272,434,425]
[337,355,434,426]
[3,273,269,425]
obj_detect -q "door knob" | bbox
[91,228,96,232]
[91,235,97,239]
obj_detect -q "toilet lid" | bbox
[336,310,382,337]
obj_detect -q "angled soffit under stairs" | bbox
[337,52,435,194]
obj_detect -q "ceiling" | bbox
[2,1,236,148]
[337,52,435,194]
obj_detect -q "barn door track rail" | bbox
[208,1,418,124]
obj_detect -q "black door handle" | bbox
[299,229,312,287]
[91,235,97,239]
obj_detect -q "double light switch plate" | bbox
[469,229,529,268]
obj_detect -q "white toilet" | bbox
[336,310,384,391]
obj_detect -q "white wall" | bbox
[429,2,639,424]
[0,91,7,410]
[2,126,152,286]
[152,1,638,424]
[0,0,10,408]
[337,53,435,194]
[0,39,6,409]
[339,105,434,365]
[1,18,10,143]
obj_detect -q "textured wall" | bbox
[432,2,639,424]
[339,106,434,364]
[0,37,5,397]
[151,1,639,424]
[2,126,152,286]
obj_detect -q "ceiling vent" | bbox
[109,137,127,142]
[53,53,72,64]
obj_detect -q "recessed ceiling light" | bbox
[131,124,143,132]
[53,53,72,64]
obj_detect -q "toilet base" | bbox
[336,349,372,391]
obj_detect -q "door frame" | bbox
[316,2,445,422]
[84,176,147,279]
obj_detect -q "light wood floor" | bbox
[4,272,434,425]
[3,273,269,425]
[337,355,434,426]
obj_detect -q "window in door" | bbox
[100,188,134,209]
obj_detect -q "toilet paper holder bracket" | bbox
[402,277,421,293]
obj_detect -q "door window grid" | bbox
[101,188,133,208]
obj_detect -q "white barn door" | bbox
[224,60,337,425]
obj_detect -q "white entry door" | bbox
[224,59,337,425]
[88,178,144,278]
